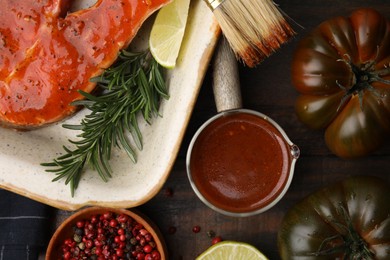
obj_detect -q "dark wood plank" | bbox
[52,1,390,259]
[137,1,390,259]
[139,157,390,259]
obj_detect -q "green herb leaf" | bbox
[41,50,169,196]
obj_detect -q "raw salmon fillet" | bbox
[0,0,169,129]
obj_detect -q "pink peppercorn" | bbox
[60,211,161,259]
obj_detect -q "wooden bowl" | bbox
[46,207,167,259]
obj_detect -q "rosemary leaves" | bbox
[41,50,169,196]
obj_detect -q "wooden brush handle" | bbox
[212,36,242,113]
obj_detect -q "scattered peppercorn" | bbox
[211,236,222,245]
[164,187,174,197]
[60,211,161,260]
[192,225,201,233]
[168,226,176,235]
[206,230,215,238]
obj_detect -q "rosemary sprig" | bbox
[41,49,169,196]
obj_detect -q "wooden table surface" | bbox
[53,1,390,259]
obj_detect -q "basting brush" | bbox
[205,0,295,67]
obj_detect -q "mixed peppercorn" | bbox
[60,211,161,260]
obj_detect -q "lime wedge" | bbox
[196,241,269,260]
[149,0,190,68]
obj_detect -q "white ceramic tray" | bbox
[0,0,219,210]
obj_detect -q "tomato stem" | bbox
[336,54,390,111]
[311,205,375,259]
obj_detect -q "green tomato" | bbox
[278,176,390,259]
[292,8,390,158]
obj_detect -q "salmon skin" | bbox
[0,0,169,129]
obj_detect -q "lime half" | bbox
[196,241,269,260]
[149,0,190,68]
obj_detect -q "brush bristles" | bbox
[212,0,295,67]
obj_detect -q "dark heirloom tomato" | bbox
[278,176,390,259]
[292,8,390,158]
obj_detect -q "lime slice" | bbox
[149,0,190,68]
[196,241,269,260]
